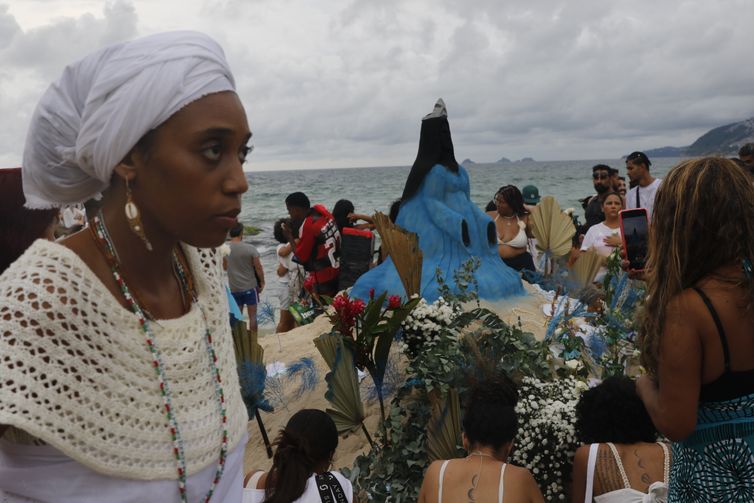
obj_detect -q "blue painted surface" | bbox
[351,164,524,302]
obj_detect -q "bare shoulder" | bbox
[505,464,544,501]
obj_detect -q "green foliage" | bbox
[243,224,261,236]
[347,263,549,501]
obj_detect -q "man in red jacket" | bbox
[284,192,341,297]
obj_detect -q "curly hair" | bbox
[263,409,338,503]
[462,375,519,450]
[495,185,528,218]
[575,376,657,444]
[639,157,754,372]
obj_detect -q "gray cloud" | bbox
[1,0,753,169]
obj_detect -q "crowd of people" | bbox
[2,30,754,503]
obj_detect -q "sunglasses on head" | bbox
[592,173,609,180]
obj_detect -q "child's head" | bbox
[273,218,291,244]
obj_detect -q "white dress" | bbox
[0,240,249,501]
[0,434,247,503]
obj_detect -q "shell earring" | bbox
[125,179,153,251]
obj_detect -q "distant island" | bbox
[461,158,476,166]
[639,117,754,157]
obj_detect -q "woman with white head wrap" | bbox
[0,31,251,502]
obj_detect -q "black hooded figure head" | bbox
[401,99,459,202]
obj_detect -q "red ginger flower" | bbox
[387,295,402,310]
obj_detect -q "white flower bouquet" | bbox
[510,376,583,500]
[399,297,461,358]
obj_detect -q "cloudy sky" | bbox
[1,0,753,171]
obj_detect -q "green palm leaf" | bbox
[314,332,365,434]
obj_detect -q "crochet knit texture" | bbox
[0,239,248,479]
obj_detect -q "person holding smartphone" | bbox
[580,192,623,281]
[636,157,754,501]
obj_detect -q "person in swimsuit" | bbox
[636,157,754,502]
[572,376,670,503]
[418,376,544,503]
[486,185,535,272]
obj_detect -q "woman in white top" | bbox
[243,409,353,503]
[273,218,301,333]
[418,377,544,503]
[580,192,623,282]
[486,185,535,272]
[0,32,251,502]
[571,377,670,503]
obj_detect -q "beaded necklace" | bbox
[91,213,228,503]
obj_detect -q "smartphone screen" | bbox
[620,209,649,271]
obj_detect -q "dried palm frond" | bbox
[372,211,423,297]
[530,196,576,258]
[427,388,463,462]
[568,249,605,289]
[314,332,366,435]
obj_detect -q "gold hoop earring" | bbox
[125,179,153,251]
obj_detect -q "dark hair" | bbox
[229,222,244,238]
[462,376,519,450]
[485,200,497,212]
[592,164,611,173]
[739,143,754,157]
[575,376,657,444]
[332,199,355,231]
[608,167,619,176]
[626,151,651,169]
[264,409,339,503]
[618,176,626,181]
[0,168,58,274]
[602,192,622,205]
[285,192,310,210]
[495,185,527,217]
[388,199,401,223]
[273,218,290,244]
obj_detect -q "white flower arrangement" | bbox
[399,296,462,356]
[218,243,231,257]
[510,376,582,501]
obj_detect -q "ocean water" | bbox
[241,157,680,315]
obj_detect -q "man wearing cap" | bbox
[522,185,541,212]
[626,151,662,219]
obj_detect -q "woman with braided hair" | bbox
[243,409,353,502]
[636,157,754,501]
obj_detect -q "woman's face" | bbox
[127,91,251,248]
[603,194,622,218]
[495,193,512,215]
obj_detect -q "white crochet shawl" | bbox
[0,239,248,479]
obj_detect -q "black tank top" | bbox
[694,287,754,402]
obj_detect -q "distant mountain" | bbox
[518,157,535,162]
[643,146,686,157]
[686,118,754,156]
[638,117,754,157]
[461,158,476,165]
[497,157,512,163]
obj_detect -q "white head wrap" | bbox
[22,31,236,208]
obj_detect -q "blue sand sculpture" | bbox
[351,100,524,302]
